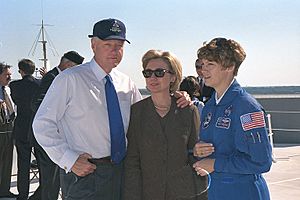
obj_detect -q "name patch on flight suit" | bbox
[216,117,231,129]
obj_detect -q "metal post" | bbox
[267,114,277,163]
[40,20,48,69]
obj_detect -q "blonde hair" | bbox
[142,49,182,93]
[197,38,246,76]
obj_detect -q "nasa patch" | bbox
[203,112,212,129]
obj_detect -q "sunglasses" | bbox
[195,64,203,69]
[142,68,173,78]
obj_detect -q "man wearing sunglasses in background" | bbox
[195,58,214,103]
[33,18,190,200]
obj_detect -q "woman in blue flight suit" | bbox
[193,38,272,200]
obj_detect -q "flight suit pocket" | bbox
[246,132,269,162]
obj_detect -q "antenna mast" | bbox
[40,19,47,69]
[28,0,58,77]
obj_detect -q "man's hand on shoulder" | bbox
[174,91,192,108]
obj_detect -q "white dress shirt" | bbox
[33,58,142,172]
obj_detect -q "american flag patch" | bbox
[240,111,266,131]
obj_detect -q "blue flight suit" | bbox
[200,80,272,200]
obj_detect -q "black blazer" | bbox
[9,75,40,142]
[197,77,214,103]
[200,84,214,103]
[31,67,59,113]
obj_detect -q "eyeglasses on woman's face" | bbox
[142,68,173,78]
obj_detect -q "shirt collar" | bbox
[215,78,235,105]
[56,66,62,73]
[90,58,119,84]
[90,58,108,83]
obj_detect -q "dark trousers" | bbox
[34,144,60,200]
[60,161,123,200]
[0,132,13,195]
[16,140,33,199]
[15,140,41,199]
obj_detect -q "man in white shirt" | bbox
[30,51,84,200]
[33,18,142,200]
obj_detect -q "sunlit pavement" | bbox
[1,147,59,200]
[264,144,300,200]
[1,145,299,200]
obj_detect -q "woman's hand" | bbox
[193,158,215,176]
[193,141,215,158]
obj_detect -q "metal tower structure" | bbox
[28,19,59,73]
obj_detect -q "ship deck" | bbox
[0,144,299,200]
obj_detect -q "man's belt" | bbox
[88,156,112,164]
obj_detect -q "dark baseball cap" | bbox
[88,18,130,43]
[63,51,84,65]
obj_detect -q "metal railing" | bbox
[266,110,300,132]
[266,108,300,162]
[267,114,277,163]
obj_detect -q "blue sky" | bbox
[1,0,299,88]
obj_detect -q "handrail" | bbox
[267,114,277,163]
[267,110,300,114]
[265,110,300,133]
[270,128,300,132]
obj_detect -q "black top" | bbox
[31,67,59,113]
[9,75,40,142]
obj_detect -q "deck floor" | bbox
[1,144,299,200]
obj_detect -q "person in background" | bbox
[193,37,272,200]
[32,50,84,112]
[9,59,41,200]
[0,62,17,199]
[31,50,84,200]
[123,50,207,200]
[180,75,204,115]
[195,59,214,103]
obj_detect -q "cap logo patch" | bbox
[110,20,121,33]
